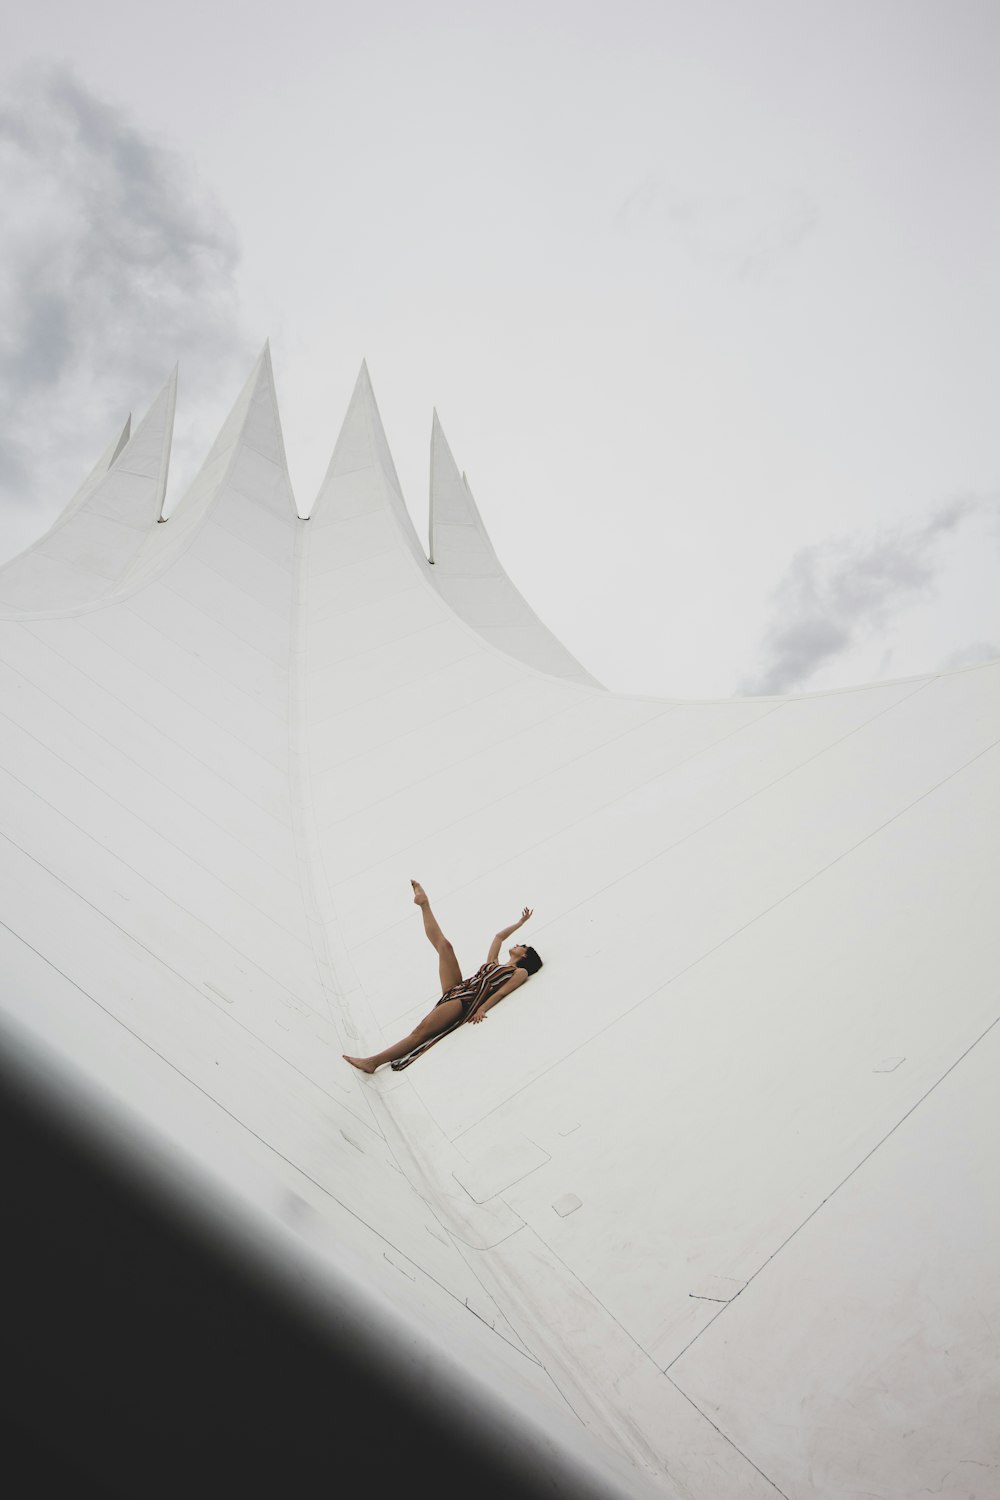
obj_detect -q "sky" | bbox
[1,0,998,698]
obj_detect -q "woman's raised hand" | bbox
[519,906,533,925]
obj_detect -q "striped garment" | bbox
[390,961,515,1071]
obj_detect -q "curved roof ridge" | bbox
[112,344,298,602]
[428,410,602,688]
[308,360,428,572]
[0,372,175,616]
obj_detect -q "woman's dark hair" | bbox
[516,946,543,976]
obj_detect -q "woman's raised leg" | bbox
[343,998,464,1073]
[411,880,462,992]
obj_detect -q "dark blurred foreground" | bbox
[0,1036,617,1500]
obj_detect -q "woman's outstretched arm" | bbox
[487,906,533,964]
[467,966,528,1023]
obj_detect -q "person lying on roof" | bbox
[343,881,542,1073]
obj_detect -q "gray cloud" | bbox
[743,495,1000,695]
[0,66,251,554]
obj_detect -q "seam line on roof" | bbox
[665,1009,1000,1377]
[482,674,933,937]
[305,603,447,673]
[309,615,451,674]
[44,505,151,537]
[304,581,428,632]
[318,697,664,838]
[306,543,398,581]
[307,645,484,729]
[453,708,998,1140]
[306,572,421,625]
[200,472,299,528]
[475,1223,736,1486]
[66,504,151,532]
[460,1297,548,1368]
[353,698,782,952]
[238,437,285,467]
[445,1237,544,1368]
[131,555,290,648]
[0,542,126,593]
[0,853,368,1128]
[324,675,936,929]
[0,654,298,876]
[443,1231,636,1448]
[662,1375,791,1498]
[0,917,486,1276]
[108,596,290,724]
[311,674,578,782]
[199,508,297,572]
[450,675,927,935]
[25,620,290,776]
[156,547,292,627]
[526,1224,689,1381]
[332,700,782,895]
[311,459,375,483]
[0,733,319,969]
[10,625,291,820]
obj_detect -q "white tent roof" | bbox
[2,350,997,1498]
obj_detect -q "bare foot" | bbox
[343,1054,377,1074]
[411,880,428,906]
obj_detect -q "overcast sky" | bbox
[2,0,998,697]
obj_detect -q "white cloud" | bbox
[0,66,251,558]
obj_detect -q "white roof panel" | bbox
[2,352,997,1500]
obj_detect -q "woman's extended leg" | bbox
[343,998,464,1074]
[411,880,462,992]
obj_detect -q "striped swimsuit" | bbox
[390,962,514,1072]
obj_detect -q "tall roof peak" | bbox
[427,409,602,687]
[0,367,177,614]
[308,361,425,566]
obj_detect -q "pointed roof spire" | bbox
[109,413,133,467]
[109,365,177,520]
[204,345,285,477]
[309,361,426,569]
[428,409,490,564]
[0,370,178,613]
[55,411,134,528]
[427,411,602,688]
[114,345,298,595]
